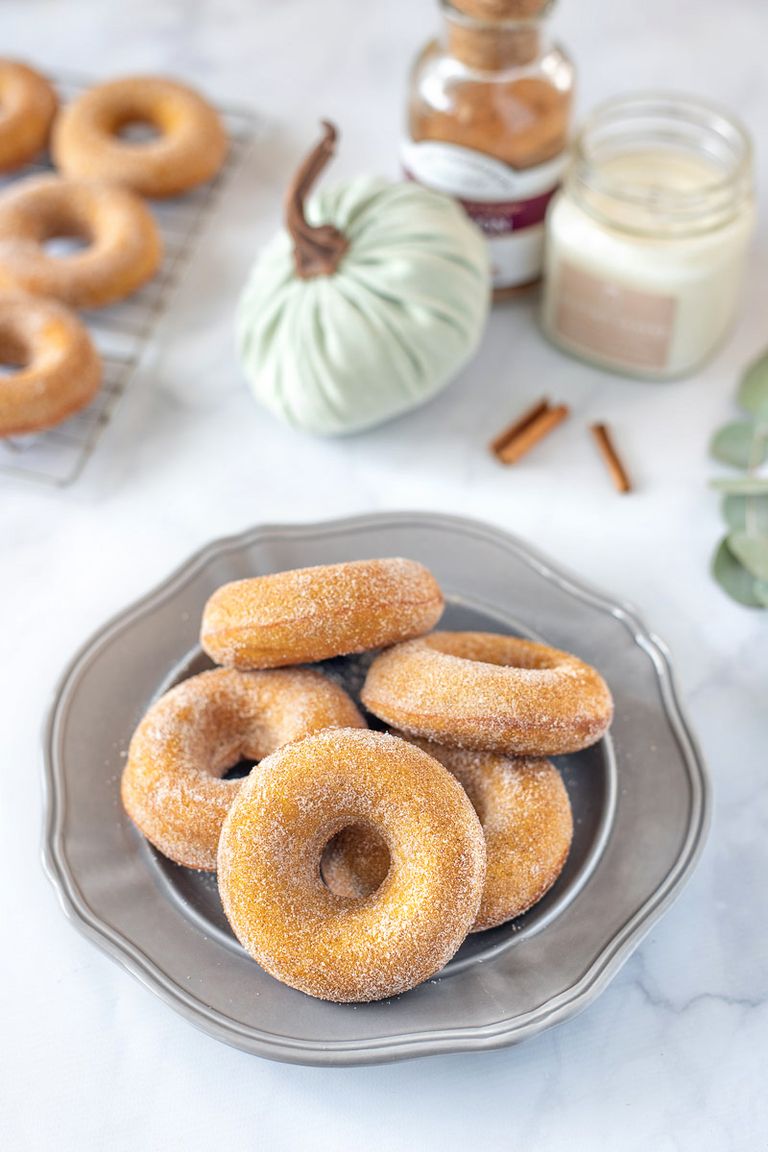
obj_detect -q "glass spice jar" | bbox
[403,0,575,297]
[541,93,755,378]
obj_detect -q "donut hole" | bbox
[222,757,257,781]
[321,823,391,899]
[106,103,166,146]
[114,118,163,144]
[38,211,94,259]
[426,632,560,671]
[0,329,30,376]
[42,232,91,258]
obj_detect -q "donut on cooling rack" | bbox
[200,558,445,670]
[361,631,614,757]
[0,175,162,308]
[52,75,228,199]
[0,60,58,173]
[0,292,101,437]
[322,737,574,932]
[217,729,486,1002]
[121,667,366,871]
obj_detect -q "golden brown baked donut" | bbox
[0,175,162,308]
[121,667,366,871]
[52,75,228,199]
[0,60,57,173]
[361,631,613,756]
[200,558,444,670]
[217,729,486,1002]
[322,737,573,931]
[0,292,101,436]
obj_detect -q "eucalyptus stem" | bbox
[745,423,768,538]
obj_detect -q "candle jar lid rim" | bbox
[568,91,753,236]
[440,0,555,30]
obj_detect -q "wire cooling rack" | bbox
[0,78,256,488]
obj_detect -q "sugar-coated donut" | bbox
[0,61,57,173]
[0,175,162,308]
[361,631,613,756]
[121,667,366,871]
[323,737,573,932]
[0,292,101,436]
[217,729,486,1002]
[52,75,228,199]
[200,558,444,670]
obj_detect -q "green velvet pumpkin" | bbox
[237,123,490,436]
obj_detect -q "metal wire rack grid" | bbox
[0,77,257,488]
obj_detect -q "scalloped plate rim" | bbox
[42,511,711,1065]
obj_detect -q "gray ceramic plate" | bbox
[43,513,710,1066]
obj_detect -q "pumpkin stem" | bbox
[285,120,349,279]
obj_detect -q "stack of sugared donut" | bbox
[0,59,228,437]
[121,556,613,1003]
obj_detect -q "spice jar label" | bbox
[402,139,567,289]
[551,261,677,372]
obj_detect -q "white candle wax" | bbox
[541,102,755,379]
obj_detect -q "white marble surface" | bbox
[1,1,767,1148]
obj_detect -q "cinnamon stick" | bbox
[492,402,570,465]
[591,422,632,493]
[490,397,549,457]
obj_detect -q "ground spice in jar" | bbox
[403,0,574,297]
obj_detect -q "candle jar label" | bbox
[552,262,677,371]
[403,140,566,289]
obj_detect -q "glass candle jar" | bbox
[541,93,755,378]
[404,0,575,297]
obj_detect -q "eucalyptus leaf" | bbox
[710,477,768,495]
[728,532,768,581]
[722,493,768,534]
[738,349,768,419]
[711,538,763,607]
[710,421,768,469]
[755,581,768,608]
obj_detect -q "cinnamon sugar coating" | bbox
[200,558,444,670]
[0,175,162,308]
[121,667,366,871]
[0,292,101,436]
[0,60,57,173]
[323,736,573,932]
[217,729,486,1002]
[361,631,613,756]
[52,75,228,199]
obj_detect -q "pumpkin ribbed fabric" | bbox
[237,177,490,437]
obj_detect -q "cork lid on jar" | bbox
[450,0,553,20]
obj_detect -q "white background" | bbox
[1,1,766,1149]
